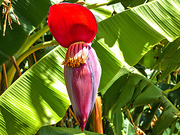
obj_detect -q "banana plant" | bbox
[0,0,180,135]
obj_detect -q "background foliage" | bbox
[0,0,180,134]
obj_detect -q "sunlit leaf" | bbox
[93,32,179,134]
[93,38,162,114]
[0,46,70,135]
[96,0,180,66]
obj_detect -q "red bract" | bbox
[48,3,97,48]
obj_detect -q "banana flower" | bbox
[48,3,101,131]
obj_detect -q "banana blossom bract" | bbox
[48,3,101,131]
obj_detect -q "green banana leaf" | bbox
[139,37,180,81]
[0,0,59,65]
[100,43,162,114]
[154,82,180,134]
[0,37,179,134]
[163,119,180,135]
[94,35,179,134]
[1,0,180,134]
[158,47,180,81]
[159,82,180,109]
[152,96,179,135]
[0,46,70,135]
[93,29,179,134]
[96,0,180,66]
[93,39,161,110]
[111,109,125,135]
[38,126,104,135]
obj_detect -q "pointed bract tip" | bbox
[80,118,87,132]
[80,126,85,132]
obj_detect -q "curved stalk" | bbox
[86,2,108,9]
[10,56,21,77]
[15,25,50,57]
[16,40,58,65]
[149,70,160,81]
[163,81,180,94]
[7,40,58,86]
[126,109,137,135]
[2,64,8,89]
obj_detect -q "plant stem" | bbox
[173,66,180,76]
[7,25,50,86]
[126,109,137,135]
[16,40,58,65]
[90,96,103,134]
[163,81,180,94]
[7,40,58,86]
[69,107,80,126]
[31,45,37,63]
[86,2,108,9]
[165,75,171,84]
[68,108,73,128]
[15,25,50,57]
[65,113,70,127]
[2,64,8,89]
[10,56,21,77]
[149,70,159,81]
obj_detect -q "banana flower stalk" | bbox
[48,3,101,131]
